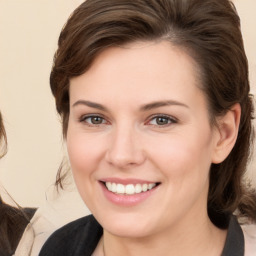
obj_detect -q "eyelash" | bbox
[79,114,177,127]
[145,114,177,127]
[79,114,109,126]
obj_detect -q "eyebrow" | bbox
[72,99,189,112]
[72,100,108,111]
[140,100,189,111]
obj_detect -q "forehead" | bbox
[69,41,205,108]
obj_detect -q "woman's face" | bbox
[67,41,220,238]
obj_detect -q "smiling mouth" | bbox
[102,181,160,195]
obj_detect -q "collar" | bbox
[221,216,244,256]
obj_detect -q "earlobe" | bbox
[212,103,241,164]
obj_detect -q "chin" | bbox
[96,211,156,238]
[106,223,153,238]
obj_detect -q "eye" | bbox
[80,115,108,125]
[147,115,177,126]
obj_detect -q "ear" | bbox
[211,103,241,164]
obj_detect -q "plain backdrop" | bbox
[0,0,255,207]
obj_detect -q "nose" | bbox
[105,125,146,169]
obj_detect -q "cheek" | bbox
[66,131,107,205]
[66,131,105,177]
[147,131,214,180]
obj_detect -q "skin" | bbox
[67,41,240,256]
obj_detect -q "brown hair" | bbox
[0,113,36,255]
[0,112,7,159]
[50,0,256,227]
[0,196,36,256]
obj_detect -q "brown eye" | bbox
[90,116,104,124]
[81,115,107,125]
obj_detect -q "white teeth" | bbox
[105,182,157,195]
[148,183,154,189]
[106,182,111,191]
[142,184,148,192]
[116,184,125,194]
[125,184,135,195]
[135,184,142,193]
[112,183,117,193]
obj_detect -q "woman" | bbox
[39,0,256,255]
[0,112,36,256]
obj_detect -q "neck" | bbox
[100,213,227,256]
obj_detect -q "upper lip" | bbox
[100,178,160,185]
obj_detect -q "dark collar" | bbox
[39,214,245,256]
[221,216,244,256]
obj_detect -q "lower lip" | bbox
[100,182,158,206]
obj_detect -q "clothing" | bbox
[39,214,249,256]
[14,187,89,256]
[242,223,256,255]
[0,197,36,256]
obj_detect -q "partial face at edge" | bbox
[66,41,221,238]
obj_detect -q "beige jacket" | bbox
[14,187,90,256]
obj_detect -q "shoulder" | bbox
[241,222,256,256]
[0,202,36,256]
[39,214,103,256]
[223,216,256,256]
[23,207,37,219]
